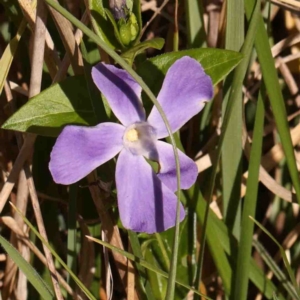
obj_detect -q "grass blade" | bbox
[222,0,244,235]
[244,0,300,204]
[10,202,97,300]
[250,217,300,298]
[66,183,78,298]
[0,235,54,300]
[253,239,298,299]
[185,0,206,47]
[232,88,265,300]
[128,231,156,300]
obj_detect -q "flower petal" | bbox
[147,56,213,138]
[92,63,145,126]
[116,149,185,233]
[49,123,125,184]
[147,141,198,191]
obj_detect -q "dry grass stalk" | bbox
[20,2,63,298]
[53,10,89,83]
[277,57,300,107]
[17,0,60,78]
[87,172,140,299]
[0,215,74,295]
[46,0,84,75]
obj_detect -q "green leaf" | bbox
[136,48,243,95]
[0,18,27,95]
[87,0,120,49]
[0,235,54,300]
[121,38,165,65]
[2,76,97,137]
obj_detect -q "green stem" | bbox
[67,183,78,299]
[155,233,170,270]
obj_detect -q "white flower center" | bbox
[123,122,157,156]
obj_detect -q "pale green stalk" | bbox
[155,233,170,270]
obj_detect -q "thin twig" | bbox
[25,168,63,299]
[0,134,36,214]
[53,10,89,83]
[26,2,63,298]
[277,57,300,107]
[140,0,170,37]
[45,0,84,74]
[14,171,29,300]
[0,216,73,296]
[17,0,60,78]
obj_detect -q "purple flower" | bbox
[49,56,213,233]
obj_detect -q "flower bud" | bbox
[119,21,132,46]
[109,0,127,20]
[129,13,138,41]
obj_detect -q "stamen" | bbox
[125,128,139,142]
[123,122,157,156]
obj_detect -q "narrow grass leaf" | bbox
[10,202,97,300]
[233,88,265,300]
[244,0,300,204]
[250,217,300,298]
[184,0,206,47]
[66,183,78,298]
[188,187,232,296]
[0,235,54,300]
[253,239,298,299]
[85,235,213,300]
[128,231,156,300]
[221,0,244,236]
